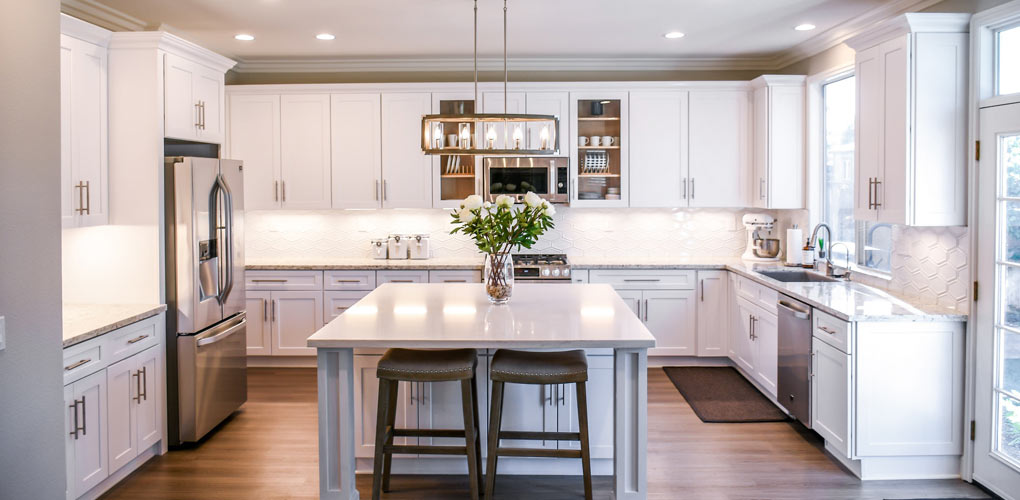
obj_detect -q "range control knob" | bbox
[542,268,551,276]
[552,269,561,277]
[563,268,571,277]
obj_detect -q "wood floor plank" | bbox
[99,367,989,500]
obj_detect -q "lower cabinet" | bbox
[65,370,108,499]
[616,289,697,355]
[63,315,165,500]
[696,271,728,356]
[244,288,324,356]
[812,338,852,458]
[731,294,778,397]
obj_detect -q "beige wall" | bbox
[0,0,67,498]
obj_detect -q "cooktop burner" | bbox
[512,254,571,280]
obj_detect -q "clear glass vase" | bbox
[484,252,514,304]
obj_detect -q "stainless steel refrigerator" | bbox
[164,156,247,445]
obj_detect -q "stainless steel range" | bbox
[512,254,572,282]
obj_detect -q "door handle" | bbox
[127,334,149,344]
[751,316,758,340]
[74,182,84,215]
[80,395,87,436]
[690,178,695,200]
[872,179,882,209]
[410,381,416,406]
[623,279,660,283]
[700,280,704,302]
[543,385,553,406]
[382,180,388,201]
[262,298,268,322]
[867,178,873,209]
[760,178,766,200]
[64,358,91,371]
[274,181,279,202]
[644,299,649,322]
[818,326,837,335]
[809,351,816,379]
[271,300,276,322]
[69,398,84,439]
[83,181,90,215]
[636,300,641,320]
[197,318,247,347]
[682,178,687,199]
[281,180,286,203]
[375,180,380,201]
[558,384,566,406]
[141,366,148,401]
[133,370,142,403]
[195,102,202,128]
[778,300,810,319]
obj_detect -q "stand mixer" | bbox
[741,213,781,261]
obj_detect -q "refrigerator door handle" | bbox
[209,173,234,306]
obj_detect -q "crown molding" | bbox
[60,13,112,46]
[845,12,971,51]
[109,32,237,73]
[60,0,147,32]
[231,55,779,74]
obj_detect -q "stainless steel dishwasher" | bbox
[777,295,812,427]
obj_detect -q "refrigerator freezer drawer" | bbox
[177,313,248,442]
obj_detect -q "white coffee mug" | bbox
[590,136,602,146]
[447,134,459,148]
[578,136,590,146]
[601,136,615,146]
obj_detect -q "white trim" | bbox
[60,12,112,47]
[750,75,807,89]
[60,0,147,32]
[224,80,755,95]
[967,0,1020,485]
[805,65,855,231]
[233,56,778,73]
[846,13,972,51]
[108,32,236,73]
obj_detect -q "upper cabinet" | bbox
[332,93,384,209]
[571,91,629,207]
[227,94,281,210]
[847,13,969,226]
[164,53,226,144]
[629,88,751,208]
[751,75,805,210]
[60,16,111,228]
[432,92,481,209]
[381,93,434,209]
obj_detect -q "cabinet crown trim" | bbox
[750,75,807,88]
[109,31,236,72]
[845,13,971,51]
[61,13,113,46]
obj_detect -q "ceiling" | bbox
[80,0,924,70]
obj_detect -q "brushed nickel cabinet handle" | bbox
[389,280,414,283]
[334,279,362,283]
[623,279,660,283]
[335,306,349,311]
[64,358,91,371]
[69,398,83,439]
[644,299,649,322]
[274,181,279,202]
[195,102,202,128]
[262,298,268,322]
[252,279,288,283]
[141,366,147,401]
[281,180,286,202]
[682,178,687,199]
[818,326,837,335]
[127,334,149,344]
[133,370,142,403]
[375,180,380,201]
[81,395,87,436]
[444,280,467,283]
[760,178,766,200]
[691,178,695,200]
[83,181,90,215]
[543,384,553,405]
[558,384,566,406]
[700,280,705,302]
[271,300,276,322]
[872,179,882,208]
[382,180,388,201]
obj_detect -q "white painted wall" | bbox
[0,0,68,498]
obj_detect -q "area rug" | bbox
[662,366,788,423]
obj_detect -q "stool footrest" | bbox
[495,447,583,459]
[499,430,580,442]
[383,444,468,456]
[393,428,468,439]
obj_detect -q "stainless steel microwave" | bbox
[483,157,569,204]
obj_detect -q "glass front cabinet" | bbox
[431,93,483,208]
[570,91,629,207]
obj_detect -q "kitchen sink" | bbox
[757,270,839,283]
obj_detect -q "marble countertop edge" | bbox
[63,304,167,348]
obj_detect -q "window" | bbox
[819,74,892,274]
[997,24,1020,96]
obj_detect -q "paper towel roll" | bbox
[786,228,803,265]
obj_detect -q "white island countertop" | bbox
[308,283,656,349]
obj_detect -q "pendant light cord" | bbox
[473,0,478,107]
[504,0,508,113]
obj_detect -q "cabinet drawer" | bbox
[63,343,103,385]
[735,274,778,314]
[246,270,323,291]
[813,309,852,354]
[325,290,371,321]
[106,318,159,362]
[589,269,696,289]
[429,270,481,283]
[324,270,376,291]
[377,270,428,284]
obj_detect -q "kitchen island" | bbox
[308,283,655,500]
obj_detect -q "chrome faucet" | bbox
[829,242,852,279]
[809,223,832,273]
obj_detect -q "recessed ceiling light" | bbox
[663,31,685,39]
[316,33,335,40]
[234,33,255,41]
[794,24,816,31]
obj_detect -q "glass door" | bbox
[570,91,628,207]
[432,94,481,208]
[975,101,1020,495]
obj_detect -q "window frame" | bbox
[819,73,858,268]
[994,21,1020,97]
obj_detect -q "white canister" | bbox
[371,239,388,260]
[409,234,431,260]
[387,234,409,260]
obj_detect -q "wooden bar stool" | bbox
[485,349,592,500]
[372,348,483,500]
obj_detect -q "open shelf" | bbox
[578,173,621,178]
[440,173,476,179]
[578,145,620,150]
[577,117,621,121]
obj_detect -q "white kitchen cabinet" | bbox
[526,92,570,153]
[812,338,852,459]
[417,357,488,449]
[696,271,729,357]
[324,290,371,321]
[688,90,751,207]
[570,91,629,207]
[556,355,614,459]
[164,52,225,144]
[227,94,281,211]
[331,93,383,209]
[272,291,324,356]
[730,294,757,374]
[245,291,272,355]
[643,290,697,356]
[847,14,969,226]
[65,369,108,499]
[731,294,777,396]
[280,94,333,209]
[106,345,161,474]
[377,270,429,284]
[628,91,688,208]
[60,25,109,228]
[353,355,416,458]
[381,93,433,208]
[428,270,482,283]
[431,92,483,208]
[750,75,805,209]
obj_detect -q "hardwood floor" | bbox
[101,367,989,500]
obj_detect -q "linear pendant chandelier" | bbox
[420,0,559,156]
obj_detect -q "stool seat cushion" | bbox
[489,349,588,384]
[377,348,478,381]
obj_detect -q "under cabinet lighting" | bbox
[663,31,685,39]
[316,33,336,40]
[234,34,255,41]
[794,24,816,31]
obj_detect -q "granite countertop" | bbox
[246,257,484,271]
[572,256,966,322]
[308,283,655,349]
[63,303,167,348]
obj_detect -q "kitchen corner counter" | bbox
[245,257,484,271]
[63,303,167,348]
[571,256,966,323]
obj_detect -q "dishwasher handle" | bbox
[777,300,811,320]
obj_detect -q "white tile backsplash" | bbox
[245,208,970,313]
